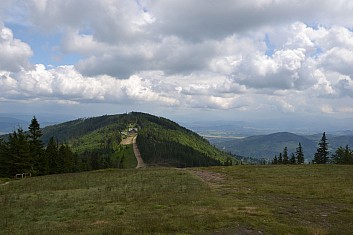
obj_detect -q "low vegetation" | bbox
[1,165,353,234]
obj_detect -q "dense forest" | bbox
[134,113,232,167]
[0,117,77,177]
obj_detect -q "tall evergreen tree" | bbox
[46,137,59,174]
[7,128,32,176]
[296,142,305,164]
[0,138,9,177]
[332,145,353,164]
[290,153,296,164]
[28,116,43,147]
[313,132,329,164]
[278,153,283,164]
[59,144,77,173]
[28,116,45,175]
[283,147,289,164]
[272,155,278,164]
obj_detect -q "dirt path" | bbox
[120,134,145,169]
[132,135,145,169]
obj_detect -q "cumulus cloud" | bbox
[0,26,32,72]
[1,0,353,118]
[0,64,179,106]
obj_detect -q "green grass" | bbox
[113,144,137,168]
[1,165,353,234]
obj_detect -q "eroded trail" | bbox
[132,135,145,169]
[120,134,145,169]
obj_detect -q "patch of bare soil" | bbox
[92,220,109,225]
[120,135,135,145]
[191,170,226,185]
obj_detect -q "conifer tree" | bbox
[332,145,353,164]
[278,153,283,164]
[28,116,45,175]
[59,144,77,173]
[7,128,32,175]
[283,147,289,164]
[46,137,59,174]
[0,138,9,177]
[296,142,304,164]
[272,155,278,164]
[290,153,296,164]
[313,132,329,164]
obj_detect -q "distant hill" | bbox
[0,113,73,135]
[0,117,28,134]
[210,132,353,161]
[41,112,233,167]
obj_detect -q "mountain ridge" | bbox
[39,112,234,167]
[209,131,353,161]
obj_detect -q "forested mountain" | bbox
[211,132,353,161]
[41,112,234,167]
[0,112,234,177]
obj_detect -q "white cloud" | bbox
[0,26,32,72]
[1,0,353,119]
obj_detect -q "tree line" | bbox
[272,132,353,165]
[0,117,120,178]
[0,117,80,177]
[272,143,304,164]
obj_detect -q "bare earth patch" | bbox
[191,170,226,185]
[92,220,109,225]
[120,135,135,145]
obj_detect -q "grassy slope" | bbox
[1,165,353,234]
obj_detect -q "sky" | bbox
[1,0,353,124]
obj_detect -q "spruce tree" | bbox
[313,132,329,164]
[7,128,32,176]
[278,153,283,164]
[0,138,9,177]
[46,137,59,174]
[283,147,289,164]
[272,155,278,164]
[332,145,353,164]
[290,153,296,164]
[28,116,45,175]
[59,144,76,173]
[296,142,304,164]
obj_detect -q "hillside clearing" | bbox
[120,134,145,168]
[1,165,353,234]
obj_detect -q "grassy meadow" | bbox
[1,165,353,234]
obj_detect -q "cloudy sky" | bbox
[1,0,353,123]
